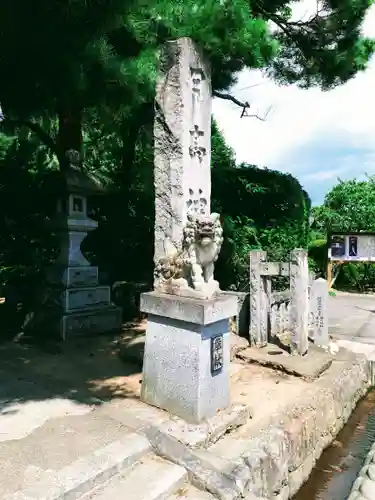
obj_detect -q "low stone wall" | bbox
[139,348,370,500]
[347,441,375,499]
[241,349,370,499]
[269,290,291,337]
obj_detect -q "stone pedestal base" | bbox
[60,305,122,340]
[25,265,122,340]
[140,292,237,423]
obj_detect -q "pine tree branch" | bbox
[212,91,271,121]
[1,118,60,157]
[213,91,249,109]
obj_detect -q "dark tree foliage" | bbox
[253,0,374,88]
[0,0,371,328]
[0,0,373,165]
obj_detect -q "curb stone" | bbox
[142,425,243,500]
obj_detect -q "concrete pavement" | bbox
[329,292,375,344]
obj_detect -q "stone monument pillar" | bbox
[140,38,236,423]
[25,153,122,339]
[310,278,329,347]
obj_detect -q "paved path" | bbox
[329,292,375,344]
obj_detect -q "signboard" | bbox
[211,335,224,375]
[328,233,375,262]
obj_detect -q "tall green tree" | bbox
[310,176,375,291]
[0,0,373,167]
[313,176,375,233]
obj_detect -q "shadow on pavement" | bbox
[0,320,146,415]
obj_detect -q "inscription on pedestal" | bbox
[62,286,110,312]
[68,267,98,287]
[211,334,224,374]
[48,266,98,288]
[62,307,122,339]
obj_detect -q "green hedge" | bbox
[212,164,310,290]
[308,238,327,275]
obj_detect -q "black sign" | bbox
[349,236,358,257]
[211,335,224,374]
[331,235,346,257]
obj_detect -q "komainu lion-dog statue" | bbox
[154,212,223,299]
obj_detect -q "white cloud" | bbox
[302,168,346,183]
[212,2,375,201]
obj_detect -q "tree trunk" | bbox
[119,101,154,185]
[57,106,83,170]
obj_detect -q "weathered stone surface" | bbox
[310,278,329,347]
[118,328,247,370]
[239,348,369,497]
[348,441,375,499]
[4,335,366,500]
[26,169,122,339]
[152,38,224,300]
[60,286,111,312]
[140,292,237,325]
[149,348,369,499]
[249,250,268,347]
[158,403,250,448]
[358,478,375,500]
[47,265,99,288]
[237,343,332,380]
[289,249,309,355]
[5,434,151,500]
[154,38,212,268]
[143,426,242,500]
[61,306,122,340]
[141,312,231,423]
[230,334,249,361]
[81,454,188,500]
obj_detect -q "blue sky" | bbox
[213,1,375,206]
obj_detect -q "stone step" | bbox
[83,454,188,500]
[4,431,151,500]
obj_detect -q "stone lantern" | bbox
[52,164,102,271]
[27,151,122,340]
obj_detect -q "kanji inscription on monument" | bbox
[189,125,206,161]
[211,334,224,374]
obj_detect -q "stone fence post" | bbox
[290,249,309,355]
[249,250,269,347]
[310,278,329,347]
